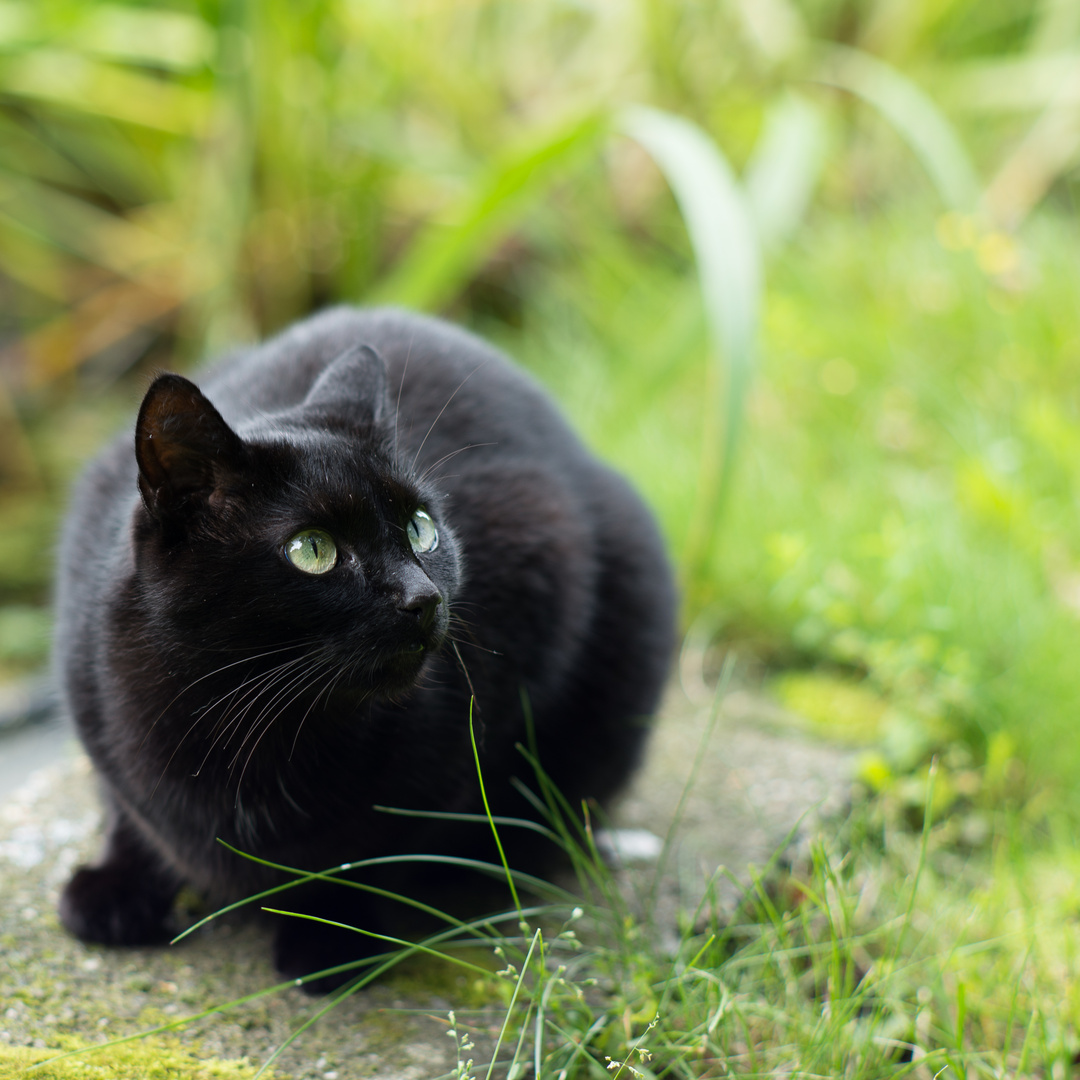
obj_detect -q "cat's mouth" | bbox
[368,631,446,692]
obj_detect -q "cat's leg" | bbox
[59,800,181,945]
[270,883,388,994]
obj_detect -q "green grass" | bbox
[28,729,1076,1078]
[4,0,1080,1072]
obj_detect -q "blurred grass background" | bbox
[2,0,1080,830]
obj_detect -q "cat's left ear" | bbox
[135,374,246,518]
[304,344,390,426]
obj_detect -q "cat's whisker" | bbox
[195,664,304,775]
[151,650,316,793]
[392,332,416,461]
[287,655,363,762]
[172,656,313,785]
[197,651,315,743]
[232,656,341,801]
[287,671,339,762]
[447,635,501,656]
[139,642,314,754]
[409,361,488,474]
[416,441,495,485]
[226,651,337,769]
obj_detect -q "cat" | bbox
[54,306,676,991]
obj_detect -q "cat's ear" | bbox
[304,344,390,425]
[135,374,245,517]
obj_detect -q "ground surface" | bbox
[0,677,852,1078]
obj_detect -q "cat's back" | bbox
[201,307,589,472]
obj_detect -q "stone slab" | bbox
[0,685,853,1077]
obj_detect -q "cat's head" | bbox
[131,344,461,696]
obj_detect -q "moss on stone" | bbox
[0,1035,280,1079]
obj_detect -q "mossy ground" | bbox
[0,755,461,1080]
[0,1036,278,1080]
[0,688,852,1078]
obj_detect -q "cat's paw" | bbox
[58,865,176,945]
[273,916,379,995]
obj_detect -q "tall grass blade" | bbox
[645,652,734,924]
[484,927,541,1080]
[70,5,214,71]
[946,53,1080,114]
[984,97,1080,228]
[0,49,206,134]
[620,105,762,594]
[744,91,830,251]
[469,697,524,919]
[372,111,607,312]
[818,45,981,212]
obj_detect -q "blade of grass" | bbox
[644,652,735,924]
[371,111,607,312]
[621,105,762,598]
[260,907,500,979]
[817,44,981,212]
[1,49,206,134]
[890,757,938,970]
[172,843,575,945]
[483,927,542,1080]
[469,696,524,919]
[372,803,561,842]
[744,91,830,252]
[983,95,1080,228]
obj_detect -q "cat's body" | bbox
[56,307,675,988]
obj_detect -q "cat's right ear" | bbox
[135,374,245,518]
[304,344,390,426]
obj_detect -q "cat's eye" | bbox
[284,529,338,575]
[407,509,438,555]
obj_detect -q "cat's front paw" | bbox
[273,915,380,995]
[58,865,176,946]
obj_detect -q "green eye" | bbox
[284,529,338,575]
[406,509,438,555]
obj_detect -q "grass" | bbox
[20,708,1076,1077]
[4,0,1080,1073]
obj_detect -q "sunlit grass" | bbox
[21,743,1080,1077]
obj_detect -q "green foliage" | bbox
[70,730,1076,1077]
[3,2,1080,1066]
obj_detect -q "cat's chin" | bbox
[366,643,439,696]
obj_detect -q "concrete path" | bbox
[0,679,853,1078]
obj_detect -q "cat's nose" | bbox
[399,589,441,630]
[394,565,442,631]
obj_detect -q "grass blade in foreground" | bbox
[620,105,762,597]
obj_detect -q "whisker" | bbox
[410,361,489,474]
[188,655,313,779]
[417,442,495,485]
[140,642,312,753]
[448,635,501,656]
[393,332,416,460]
[232,656,339,801]
[227,654,333,770]
[151,649,314,793]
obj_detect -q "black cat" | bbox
[55,307,675,990]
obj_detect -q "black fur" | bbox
[55,308,676,991]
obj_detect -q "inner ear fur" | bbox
[135,374,246,516]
